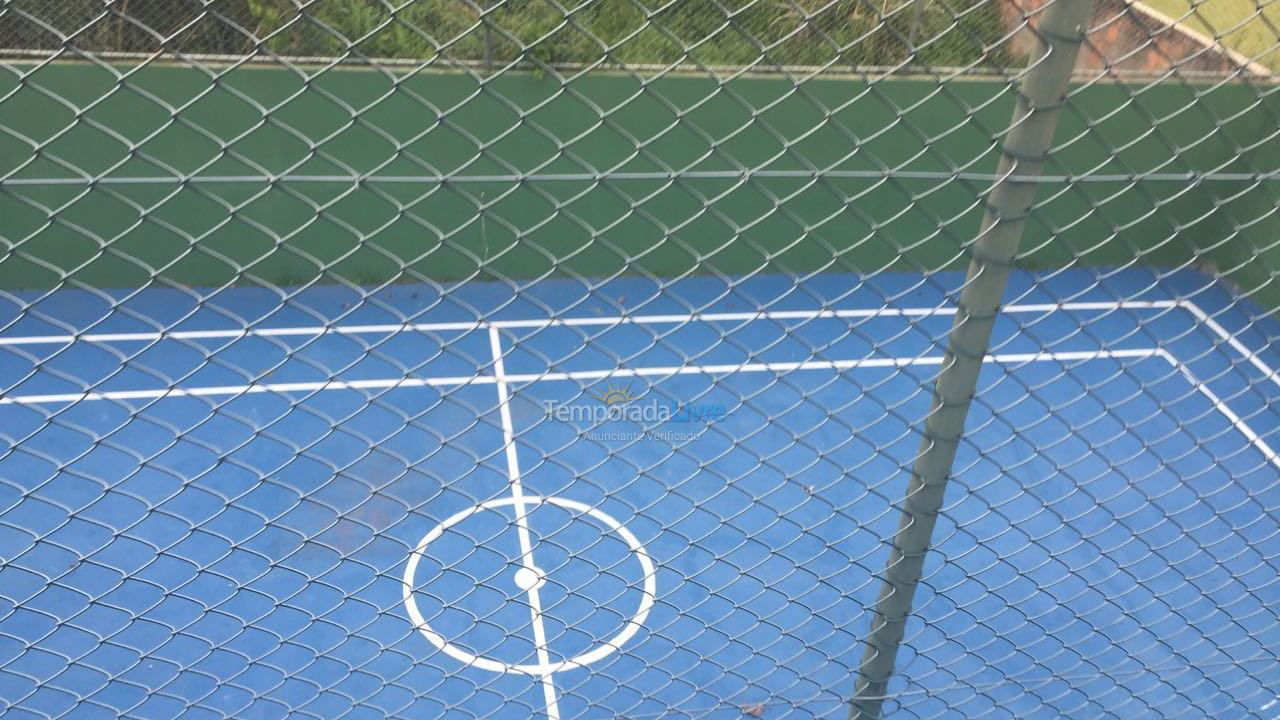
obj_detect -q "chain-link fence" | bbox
[1,0,1279,718]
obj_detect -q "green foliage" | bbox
[0,0,1013,68]
[4,0,260,53]
[243,0,1015,68]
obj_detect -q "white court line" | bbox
[1160,349,1280,470]
[487,327,561,720]
[0,348,1159,406]
[0,374,492,405]
[0,300,1178,346]
[1182,300,1280,392]
[1177,299,1280,472]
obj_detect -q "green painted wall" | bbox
[1196,90,1280,311]
[0,62,1265,289]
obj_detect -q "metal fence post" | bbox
[849,1,1097,717]
[483,0,495,75]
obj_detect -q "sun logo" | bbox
[591,381,636,406]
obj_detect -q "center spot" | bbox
[514,565,547,591]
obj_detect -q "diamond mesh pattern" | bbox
[1,0,1279,718]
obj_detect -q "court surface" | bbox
[2,268,1280,719]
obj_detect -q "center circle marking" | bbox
[402,494,657,676]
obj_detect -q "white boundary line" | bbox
[1161,348,1280,468]
[487,327,561,720]
[11,343,1277,475]
[0,299,1273,438]
[4,299,1277,474]
[0,348,1159,406]
[0,300,1178,346]
[13,345,1275,474]
[1182,300,1280,391]
[1179,299,1280,471]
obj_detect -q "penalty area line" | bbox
[0,348,1161,406]
[0,300,1178,346]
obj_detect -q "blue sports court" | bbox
[2,268,1279,719]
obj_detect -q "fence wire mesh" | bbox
[1,0,1279,718]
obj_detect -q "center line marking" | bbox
[488,326,561,720]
